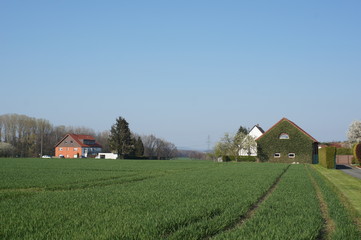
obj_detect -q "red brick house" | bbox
[54,134,102,158]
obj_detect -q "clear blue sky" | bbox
[1,1,360,150]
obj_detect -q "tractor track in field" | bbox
[0,167,215,200]
[305,166,334,240]
[0,166,214,196]
[202,164,291,240]
[0,175,161,200]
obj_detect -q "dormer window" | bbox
[83,139,95,145]
[279,133,289,139]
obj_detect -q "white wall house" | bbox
[239,125,264,156]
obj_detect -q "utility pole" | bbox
[207,135,211,151]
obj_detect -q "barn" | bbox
[256,118,318,163]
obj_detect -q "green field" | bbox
[0,158,360,239]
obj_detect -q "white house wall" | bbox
[239,125,264,156]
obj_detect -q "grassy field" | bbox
[0,158,360,239]
[312,164,361,216]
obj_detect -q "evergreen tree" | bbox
[135,136,144,157]
[108,117,133,159]
[237,126,249,135]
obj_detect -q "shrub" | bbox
[0,142,15,157]
[222,155,231,162]
[236,156,257,162]
[319,147,336,169]
[336,148,353,155]
[351,157,356,164]
[353,143,361,165]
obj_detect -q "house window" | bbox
[74,148,78,151]
[274,153,281,158]
[70,141,73,143]
[279,133,289,139]
[288,153,295,158]
[59,148,63,151]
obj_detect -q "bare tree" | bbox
[142,134,158,158]
[96,130,111,153]
[214,133,237,157]
[0,114,98,157]
[214,131,255,158]
[142,134,177,159]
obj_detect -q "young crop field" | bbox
[0,158,360,240]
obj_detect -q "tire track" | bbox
[305,165,334,240]
[203,164,291,240]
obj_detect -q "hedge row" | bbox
[336,148,353,155]
[353,143,361,165]
[221,156,257,162]
[319,147,336,169]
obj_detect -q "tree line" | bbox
[0,114,110,157]
[0,114,179,159]
[108,116,178,159]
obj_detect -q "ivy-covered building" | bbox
[256,118,318,163]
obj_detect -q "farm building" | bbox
[256,118,318,163]
[239,124,265,156]
[54,134,102,158]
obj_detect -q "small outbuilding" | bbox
[95,153,118,159]
[256,118,318,163]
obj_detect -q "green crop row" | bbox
[212,165,323,239]
[0,159,288,240]
[307,166,361,239]
[0,158,211,189]
[1,159,359,240]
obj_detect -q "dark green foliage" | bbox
[319,147,336,169]
[135,137,144,157]
[237,126,249,135]
[353,143,361,165]
[257,120,316,163]
[108,117,133,159]
[220,156,256,162]
[236,156,257,162]
[336,148,353,155]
